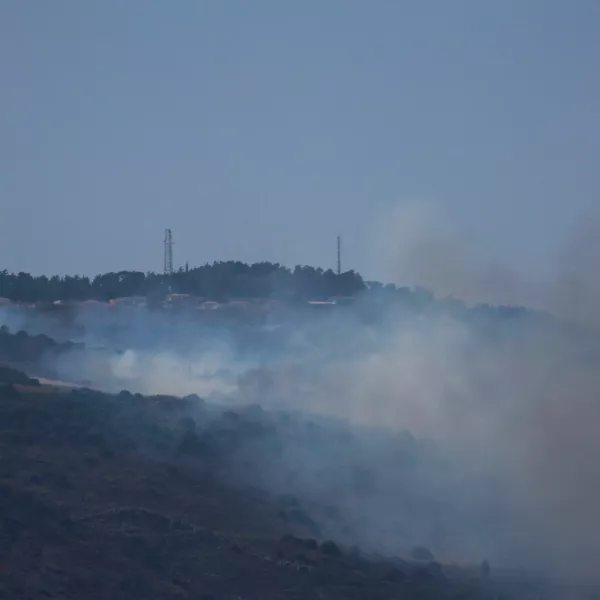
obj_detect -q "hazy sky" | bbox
[1,1,599,281]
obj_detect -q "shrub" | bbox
[176,430,210,456]
[177,416,196,432]
[304,538,318,550]
[320,540,342,557]
[0,366,38,386]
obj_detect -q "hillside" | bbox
[0,378,499,600]
[2,300,600,598]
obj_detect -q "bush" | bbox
[304,538,318,550]
[0,366,39,386]
[320,540,342,557]
[177,416,196,432]
[176,430,210,457]
[183,393,204,406]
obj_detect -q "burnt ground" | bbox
[0,380,592,600]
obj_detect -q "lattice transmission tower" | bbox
[164,228,174,276]
[337,235,342,275]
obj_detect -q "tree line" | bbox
[0,262,368,303]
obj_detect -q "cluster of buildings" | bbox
[0,293,355,315]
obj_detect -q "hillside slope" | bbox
[0,380,499,600]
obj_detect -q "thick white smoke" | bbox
[13,201,600,577]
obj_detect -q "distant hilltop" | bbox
[0,262,545,329]
[0,262,366,304]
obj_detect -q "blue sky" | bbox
[1,1,599,282]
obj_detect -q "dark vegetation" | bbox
[0,263,539,344]
[0,365,40,386]
[0,262,535,318]
[0,367,589,598]
[0,263,367,302]
[0,325,82,363]
[0,380,496,600]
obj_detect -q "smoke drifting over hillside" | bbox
[3,205,600,579]
[553,211,600,330]
[373,201,533,307]
[377,202,600,325]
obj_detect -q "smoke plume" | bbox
[6,202,600,579]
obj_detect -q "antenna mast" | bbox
[337,235,341,275]
[164,228,174,275]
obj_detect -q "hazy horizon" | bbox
[2,1,600,291]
